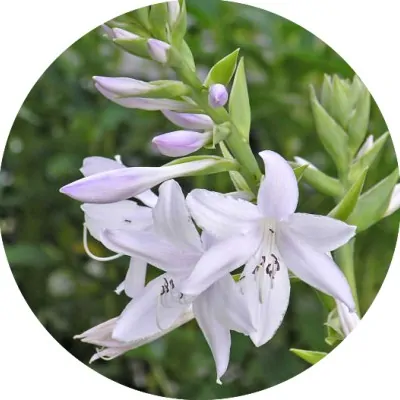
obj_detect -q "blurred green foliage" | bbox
[1,1,398,399]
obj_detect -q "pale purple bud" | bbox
[112,28,140,40]
[60,159,218,203]
[168,1,181,26]
[152,131,212,157]
[93,76,152,97]
[101,25,115,39]
[162,110,214,130]
[95,83,193,111]
[208,84,229,108]
[147,39,171,64]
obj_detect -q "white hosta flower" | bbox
[80,156,158,298]
[74,308,194,363]
[162,110,214,130]
[336,300,360,336]
[182,150,356,347]
[103,180,254,383]
[94,82,193,111]
[152,130,212,157]
[60,158,221,204]
[384,184,400,217]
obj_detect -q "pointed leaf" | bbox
[293,165,308,182]
[229,57,251,141]
[320,74,333,112]
[348,168,399,232]
[131,7,151,31]
[171,0,187,45]
[349,132,390,182]
[310,86,349,174]
[114,38,151,59]
[329,169,367,221]
[204,49,240,87]
[149,3,169,41]
[330,75,352,128]
[290,349,327,365]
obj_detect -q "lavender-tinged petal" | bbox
[93,76,152,97]
[208,84,229,108]
[147,39,171,64]
[162,110,214,130]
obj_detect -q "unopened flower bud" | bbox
[147,39,171,64]
[168,1,180,26]
[208,84,229,108]
[112,28,140,40]
[152,130,212,157]
[162,110,214,130]
[93,76,152,97]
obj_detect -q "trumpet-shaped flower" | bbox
[182,150,356,347]
[101,180,254,383]
[60,158,222,204]
[152,130,212,157]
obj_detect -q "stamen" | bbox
[83,225,124,262]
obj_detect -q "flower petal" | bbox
[80,156,124,176]
[60,160,218,204]
[153,180,203,253]
[162,110,213,130]
[258,150,299,220]
[187,189,262,239]
[113,274,190,342]
[122,257,148,299]
[134,190,158,208]
[193,293,231,384]
[277,227,355,310]
[286,213,356,252]
[181,230,262,296]
[241,257,290,347]
[82,201,153,241]
[209,275,255,335]
[101,229,198,275]
[336,300,360,336]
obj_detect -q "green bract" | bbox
[204,49,240,87]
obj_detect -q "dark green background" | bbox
[1,1,398,399]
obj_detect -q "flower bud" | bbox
[147,38,171,64]
[93,76,152,97]
[112,27,140,40]
[152,130,212,157]
[208,84,229,108]
[336,300,360,336]
[162,110,214,130]
[384,184,400,217]
[168,1,180,26]
[355,135,374,160]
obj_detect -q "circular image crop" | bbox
[1,1,399,398]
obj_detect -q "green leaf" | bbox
[131,7,151,31]
[204,49,240,87]
[176,40,196,71]
[310,86,349,174]
[171,0,187,45]
[149,3,169,41]
[290,349,327,365]
[293,164,308,182]
[348,168,399,232]
[229,57,251,141]
[330,75,352,128]
[113,37,151,59]
[320,74,333,112]
[348,79,371,153]
[349,132,389,183]
[164,155,239,176]
[328,169,367,221]
[291,160,343,197]
[219,142,252,193]
[5,244,60,268]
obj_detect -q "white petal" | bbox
[122,258,147,299]
[336,300,360,336]
[193,294,231,384]
[355,135,374,160]
[187,189,262,239]
[181,231,262,297]
[286,213,356,252]
[241,258,290,347]
[101,229,198,275]
[113,274,189,342]
[82,201,153,241]
[209,275,255,335]
[258,150,299,220]
[135,190,158,208]
[60,160,219,204]
[153,180,202,253]
[384,184,400,217]
[80,156,124,176]
[277,227,355,310]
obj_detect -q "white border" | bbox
[0,1,399,399]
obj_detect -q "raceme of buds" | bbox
[152,130,212,157]
[208,84,229,108]
[147,38,171,64]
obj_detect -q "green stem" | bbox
[172,52,262,193]
[334,238,360,315]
